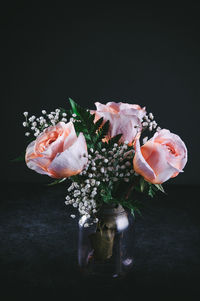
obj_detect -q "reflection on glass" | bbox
[78,204,135,279]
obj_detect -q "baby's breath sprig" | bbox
[22,108,68,138]
[65,141,136,225]
[141,110,161,144]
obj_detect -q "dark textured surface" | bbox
[0,182,200,300]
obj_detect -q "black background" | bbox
[1,3,200,300]
[1,3,200,185]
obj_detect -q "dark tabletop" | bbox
[0,182,200,300]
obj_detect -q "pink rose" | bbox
[25,122,88,178]
[91,102,146,144]
[133,129,187,184]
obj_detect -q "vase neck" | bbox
[98,203,125,216]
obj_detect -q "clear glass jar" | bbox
[78,203,135,279]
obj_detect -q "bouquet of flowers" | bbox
[22,98,187,226]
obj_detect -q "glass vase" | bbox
[78,203,135,279]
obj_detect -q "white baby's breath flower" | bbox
[142,122,148,127]
[100,167,105,173]
[152,121,157,129]
[143,136,148,144]
[149,112,154,120]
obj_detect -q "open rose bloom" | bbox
[91,102,146,144]
[25,122,88,178]
[133,129,187,184]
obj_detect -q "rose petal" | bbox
[95,102,120,113]
[26,158,51,176]
[150,129,188,177]
[142,142,181,184]
[63,122,77,150]
[92,111,141,144]
[119,103,146,120]
[36,122,66,159]
[48,133,88,178]
[133,137,156,182]
[25,140,52,175]
[110,114,142,143]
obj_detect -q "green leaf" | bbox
[11,152,25,162]
[140,177,147,192]
[108,134,123,146]
[69,98,111,151]
[119,199,143,218]
[100,184,114,204]
[131,208,135,217]
[69,98,79,116]
[69,98,96,147]
[94,120,110,144]
[47,178,66,186]
[92,117,104,133]
[148,184,156,197]
[154,184,165,193]
[69,98,94,126]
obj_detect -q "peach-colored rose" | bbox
[133,129,187,184]
[25,122,88,178]
[91,102,146,144]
